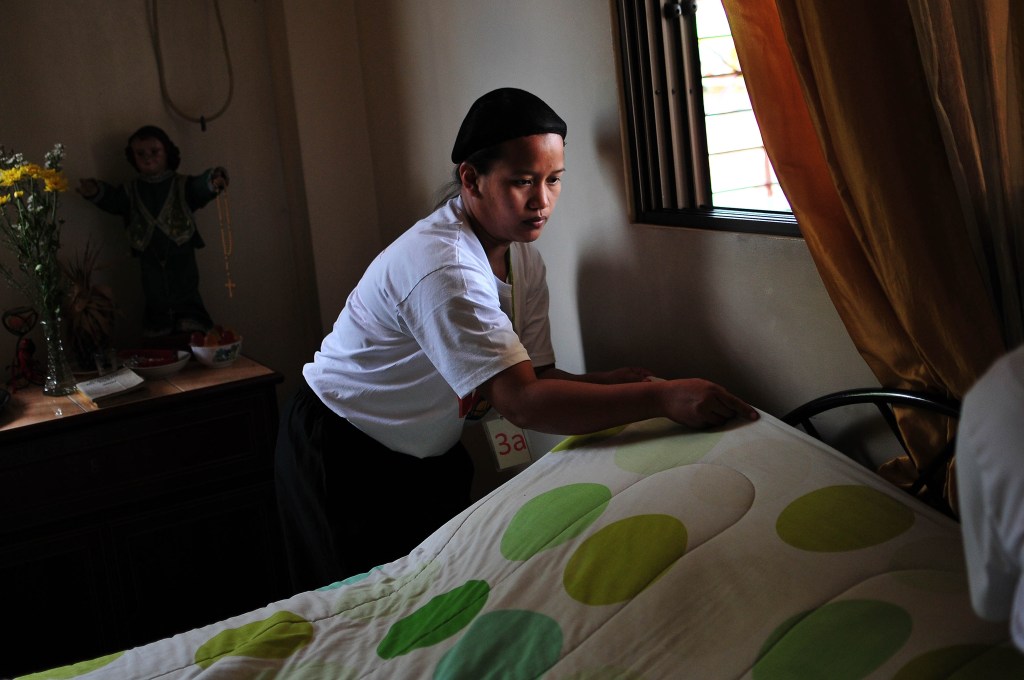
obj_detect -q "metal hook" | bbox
[664,1,697,19]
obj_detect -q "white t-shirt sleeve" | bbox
[957,344,1024,650]
[398,262,529,399]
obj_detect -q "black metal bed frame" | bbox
[781,388,961,507]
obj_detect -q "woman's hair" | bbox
[437,88,567,209]
[450,87,566,163]
[432,143,506,209]
[124,125,181,171]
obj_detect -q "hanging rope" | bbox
[149,0,234,131]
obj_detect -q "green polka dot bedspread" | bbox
[22,412,1023,679]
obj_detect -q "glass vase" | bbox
[39,310,78,396]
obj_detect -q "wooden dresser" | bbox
[0,357,290,677]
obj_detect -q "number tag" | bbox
[483,415,533,469]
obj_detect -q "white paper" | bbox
[75,367,145,403]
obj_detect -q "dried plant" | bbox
[62,240,116,367]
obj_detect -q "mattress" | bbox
[22,412,1023,679]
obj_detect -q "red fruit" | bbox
[190,331,205,346]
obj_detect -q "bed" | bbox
[21,409,1023,679]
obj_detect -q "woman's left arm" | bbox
[535,364,653,385]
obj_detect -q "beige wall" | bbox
[0,0,319,399]
[2,1,877,491]
[273,0,381,329]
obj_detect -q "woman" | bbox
[276,87,758,592]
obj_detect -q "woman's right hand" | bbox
[660,378,759,428]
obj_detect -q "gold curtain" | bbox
[908,0,1024,349]
[723,0,1008,511]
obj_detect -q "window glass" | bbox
[615,0,798,236]
[698,1,789,212]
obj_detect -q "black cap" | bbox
[451,88,567,164]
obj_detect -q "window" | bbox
[616,0,799,237]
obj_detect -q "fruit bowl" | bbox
[190,337,243,368]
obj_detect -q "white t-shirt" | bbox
[957,343,1024,651]
[303,197,556,458]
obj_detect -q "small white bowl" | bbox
[135,350,191,379]
[119,349,191,380]
[190,338,243,368]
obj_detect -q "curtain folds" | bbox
[907,0,1024,349]
[724,0,1009,510]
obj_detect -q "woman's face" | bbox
[130,137,168,177]
[462,133,565,248]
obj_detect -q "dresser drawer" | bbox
[0,389,277,534]
[0,362,287,677]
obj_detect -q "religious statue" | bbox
[77,125,228,339]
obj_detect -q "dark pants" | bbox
[275,381,474,593]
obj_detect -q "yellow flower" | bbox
[0,142,69,312]
[0,163,66,191]
[42,169,68,192]
[0,163,46,186]
[0,167,24,186]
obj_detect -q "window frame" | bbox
[615,0,801,238]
